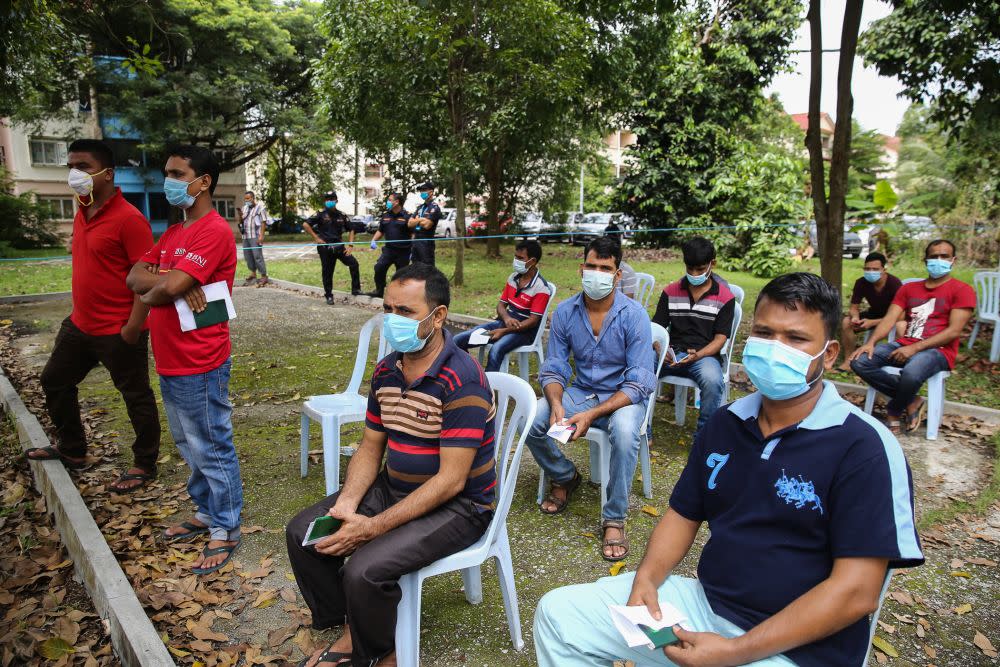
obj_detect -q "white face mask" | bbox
[68,167,109,198]
[582,269,616,300]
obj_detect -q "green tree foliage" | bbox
[0,169,62,253]
[618,0,801,237]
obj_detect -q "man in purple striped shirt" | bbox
[286,263,495,667]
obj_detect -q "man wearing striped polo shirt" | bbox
[286,263,496,667]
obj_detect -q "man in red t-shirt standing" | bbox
[26,139,161,492]
[851,239,976,434]
[126,145,241,575]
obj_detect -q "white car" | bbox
[539,212,581,243]
[435,208,457,237]
[573,212,625,245]
[516,211,543,238]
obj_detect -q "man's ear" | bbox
[822,340,840,370]
[433,306,448,329]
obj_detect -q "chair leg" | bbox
[495,531,525,650]
[926,376,945,441]
[321,416,341,495]
[599,440,610,512]
[968,321,980,349]
[461,566,483,604]
[300,412,310,478]
[674,386,688,426]
[991,325,1000,364]
[537,469,547,505]
[694,387,701,410]
[518,352,530,383]
[863,387,877,414]
[394,574,422,667]
[639,434,652,499]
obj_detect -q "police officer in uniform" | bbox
[366,192,412,299]
[408,181,442,266]
[303,191,361,304]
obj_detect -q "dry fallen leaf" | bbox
[609,561,626,576]
[954,603,973,615]
[37,637,75,660]
[923,644,936,659]
[871,636,898,658]
[640,505,660,517]
[950,571,971,578]
[974,631,998,658]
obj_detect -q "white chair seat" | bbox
[862,366,950,440]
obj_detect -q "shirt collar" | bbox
[727,381,852,431]
[79,187,124,223]
[389,328,458,381]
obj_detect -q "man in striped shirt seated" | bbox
[285,263,496,667]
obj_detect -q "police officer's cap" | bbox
[416,181,435,191]
[324,191,338,200]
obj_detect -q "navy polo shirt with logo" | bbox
[669,382,923,667]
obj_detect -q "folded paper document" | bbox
[608,603,688,649]
[174,280,236,332]
[467,328,492,346]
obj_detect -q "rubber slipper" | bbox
[297,647,351,667]
[191,537,242,575]
[23,445,91,470]
[110,469,156,494]
[906,399,927,433]
[539,470,581,515]
[161,521,210,542]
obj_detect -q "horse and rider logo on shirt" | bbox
[706,451,824,514]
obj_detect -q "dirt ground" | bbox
[0,286,997,666]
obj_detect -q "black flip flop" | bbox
[110,469,156,494]
[540,470,582,515]
[23,445,91,470]
[906,399,927,433]
[191,537,242,575]
[297,647,351,667]
[161,521,210,542]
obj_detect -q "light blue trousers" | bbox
[534,573,798,667]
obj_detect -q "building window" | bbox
[364,163,383,179]
[38,197,76,220]
[363,187,379,200]
[29,139,68,166]
[213,198,236,220]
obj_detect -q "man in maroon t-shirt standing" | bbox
[26,139,160,492]
[851,240,976,434]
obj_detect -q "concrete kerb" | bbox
[0,370,175,667]
[0,290,72,305]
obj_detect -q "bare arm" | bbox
[850,304,904,360]
[626,508,701,618]
[126,261,161,295]
[120,295,150,343]
[674,333,728,367]
[564,390,634,440]
[139,269,198,306]
[329,426,387,514]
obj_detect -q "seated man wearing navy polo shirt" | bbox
[534,272,923,667]
[286,263,496,667]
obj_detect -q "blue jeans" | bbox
[850,342,950,414]
[453,319,535,372]
[159,358,242,541]
[534,572,796,667]
[525,385,646,521]
[659,353,725,435]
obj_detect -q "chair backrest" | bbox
[526,283,557,349]
[644,323,671,425]
[721,284,745,380]
[863,569,895,665]
[973,271,1000,318]
[481,372,538,545]
[347,314,386,395]
[634,273,656,309]
[729,283,745,305]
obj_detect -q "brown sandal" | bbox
[601,519,629,562]
[540,470,581,515]
[905,399,927,433]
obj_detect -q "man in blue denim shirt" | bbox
[526,237,656,561]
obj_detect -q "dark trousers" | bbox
[40,317,160,470]
[410,238,435,266]
[318,245,361,296]
[850,341,950,414]
[285,472,490,664]
[372,249,411,296]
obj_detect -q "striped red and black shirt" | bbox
[365,330,498,509]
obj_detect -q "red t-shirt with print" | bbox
[892,277,976,369]
[142,210,237,376]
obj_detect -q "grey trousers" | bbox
[242,236,266,275]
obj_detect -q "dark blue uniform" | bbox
[372,210,412,297]
[410,200,442,266]
[304,208,361,296]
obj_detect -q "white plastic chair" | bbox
[300,314,390,494]
[394,373,537,667]
[969,271,1000,363]
[657,284,744,426]
[863,366,950,440]
[863,569,895,665]
[535,323,670,511]
[634,272,656,308]
[481,284,558,381]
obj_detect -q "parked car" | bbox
[435,208,457,237]
[515,211,543,239]
[539,212,581,243]
[467,211,513,236]
[901,215,936,240]
[349,214,376,234]
[573,212,625,245]
[807,223,864,258]
[266,215,304,234]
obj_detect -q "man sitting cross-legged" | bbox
[286,263,497,667]
[534,272,923,667]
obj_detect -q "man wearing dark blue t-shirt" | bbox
[534,272,923,667]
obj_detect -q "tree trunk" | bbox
[485,152,502,259]
[452,172,466,286]
[805,0,828,251]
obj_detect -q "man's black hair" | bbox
[585,236,622,268]
[681,237,716,267]
[756,272,841,339]
[864,252,887,266]
[166,144,220,194]
[515,239,542,262]
[391,262,451,308]
[68,139,114,169]
[245,190,255,197]
[389,192,404,206]
[924,239,956,257]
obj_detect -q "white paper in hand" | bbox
[608,603,687,649]
[546,421,577,444]
[174,280,236,332]
[468,328,492,346]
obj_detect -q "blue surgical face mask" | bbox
[420,192,430,201]
[325,200,336,209]
[741,336,830,401]
[926,258,952,279]
[863,270,882,283]
[581,269,616,300]
[163,176,201,209]
[686,268,711,286]
[382,308,438,353]
[385,200,394,211]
